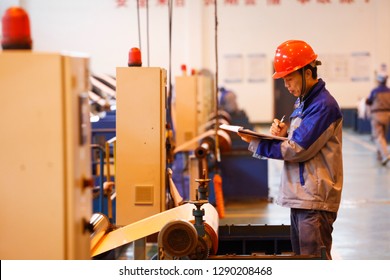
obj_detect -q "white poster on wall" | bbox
[350,52,371,82]
[247,53,267,83]
[318,52,371,83]
[318,53,350,82]
[223,54,243,83]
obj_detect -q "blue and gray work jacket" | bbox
[249,79,343,213]
[366,84,390,114]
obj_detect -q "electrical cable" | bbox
[165,0,175,209]
[168,0,173,101]
[167,0,174,133]
[136,0,142,50]
[213,0,226,219]
[146,0,150,66]
[214,0,220,163]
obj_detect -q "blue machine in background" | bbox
[88,73,118,223]
[91,110,116,223]
[171,107,269,206]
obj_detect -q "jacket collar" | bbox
[297,78,325,108]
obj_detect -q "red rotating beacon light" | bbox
[128,47,142,67]
[1,6,33,50]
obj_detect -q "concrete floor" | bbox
[220,128,390,260]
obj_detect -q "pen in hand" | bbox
[278,115,285,128]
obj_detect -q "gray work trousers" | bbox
[370,112,390,160]
[290,208,337,260]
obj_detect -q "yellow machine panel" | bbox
[116,67,167,225]
[175,76,198,148]
[0,51,92,260]
[196,75,214,132]
[174,75,214,150]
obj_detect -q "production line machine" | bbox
[0,51,93,259]
[0,51,218,259]
[90,174,219,260]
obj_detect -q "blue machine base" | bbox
[220,150,269,202]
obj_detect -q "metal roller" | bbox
[90,203,219,258]
[174,129,231,154]
[194,129,231,159]
[203,221,219,255]
[158,219,198,258]
[157,199,220,260]
[90,213,111,252]
[194,141,212,159]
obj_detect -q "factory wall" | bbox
[1,0,390,123]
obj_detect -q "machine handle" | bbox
[82,177,94,189]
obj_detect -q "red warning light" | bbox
[128,47,142,67]
[1,6,32,50]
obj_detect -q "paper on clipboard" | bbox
[219,124,287,141]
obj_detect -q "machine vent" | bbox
[134,186,154,205]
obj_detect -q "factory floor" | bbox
[117,127,390,260]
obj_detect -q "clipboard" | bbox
[219,124,287,141]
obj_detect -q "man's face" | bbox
[282,71,302,97]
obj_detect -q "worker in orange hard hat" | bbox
[239,40,343,260]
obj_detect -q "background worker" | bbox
[239,40,343,260]
[366,64,390,166]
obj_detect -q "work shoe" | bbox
[382,155,390,166]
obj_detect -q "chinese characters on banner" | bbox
[116,0,370,8]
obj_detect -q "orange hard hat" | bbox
[1,6,32,50]
[272,40,317,79]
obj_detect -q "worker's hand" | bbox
[270,119,288,137]
[237,132,254,143]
